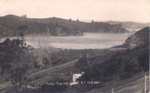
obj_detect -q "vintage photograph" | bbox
[0,0,149,93]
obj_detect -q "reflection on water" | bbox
[24,32,133,49]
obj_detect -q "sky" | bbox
[0,0,150,23]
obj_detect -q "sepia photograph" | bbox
[0,0,149,93]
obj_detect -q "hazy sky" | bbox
[0,0,150,22]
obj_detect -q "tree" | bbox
[91,20,94,23]
[18,25,28,40]
[11,67,27,91]
[9,39,28,91]
[138,51,149,71]
[75,55,88,71]
[9,25,29,91]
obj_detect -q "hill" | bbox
[0,15,83,36]
[29,17,128,33]
[112,27,149,49]
[124,27,149,48]
[0,15,128,36]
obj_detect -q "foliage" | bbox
[10,67,27,91]
[138,50,149,71]
[75,55,88,71]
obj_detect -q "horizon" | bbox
[1,14,150,24]
[0,0,150,23]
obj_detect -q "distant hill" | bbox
[0,15,128,36]
[28,17,128,33]
[0,15,83,36]
[106,21,150,31]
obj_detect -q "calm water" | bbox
[24,32,133,49]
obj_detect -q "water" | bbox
[24,32,133,49]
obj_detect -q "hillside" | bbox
[29,17,128,33]
[112,27,149,49]
[0,15,128,36]
[78,27,149,88]
[0,15,83,36]
[124,27,149,47]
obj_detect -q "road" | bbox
[28,59,78,77]
[0,82,11,90]
[0,59,79,90]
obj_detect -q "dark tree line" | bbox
[0,38,28,72]
[0,25,30,91]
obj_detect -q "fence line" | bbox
[111,74,149,93]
